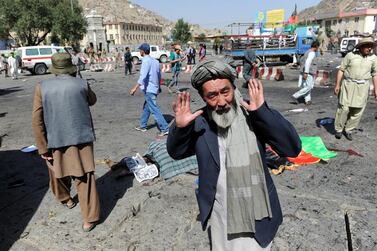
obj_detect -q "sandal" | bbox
[82,222,97,232]
[62,199,76,209]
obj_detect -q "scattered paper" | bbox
[124,153,159,182]
[288,108,308,113]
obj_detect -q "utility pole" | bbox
[70,0,73,13]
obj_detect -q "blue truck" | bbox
[224,26,318,63]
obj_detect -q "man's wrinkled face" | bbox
[202,78,235,113]
[201,79,237,128]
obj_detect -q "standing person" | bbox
[130,43,169,136]
[124,47,132,75]
[1,54,9,77]
[71,49,83,78]
[199,44,206,62]
[7,52,18,80]
[167,59,301,250]
[186,45,192,65]
[291,41,320,105]
[32,53,100,232]
[242,46,259,88]
[334,37,377,140]
[168,45,186,93]
[0,54,4,76]
[114,48,121,69]
[219,44,224,54]
[192,45,196,64]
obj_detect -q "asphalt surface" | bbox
[0,54,376,250]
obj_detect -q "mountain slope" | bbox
[299,0,377,20]
[78,0,217,37]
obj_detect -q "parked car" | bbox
[340,36,377,57]
[131,45,170,64]
[17,45,72,75]
[340,37,363,57]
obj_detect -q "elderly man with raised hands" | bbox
[167,59,301,250]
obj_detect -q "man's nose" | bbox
[217,95,227,107]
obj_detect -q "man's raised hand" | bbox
[173,92,203,128]
[240,79,265,111]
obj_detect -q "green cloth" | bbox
[144,139,198,179]
[300,136,337,160]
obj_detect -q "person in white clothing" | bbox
[8,52,18,80]
[291,41,320,105]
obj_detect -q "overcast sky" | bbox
[131,0,321,29]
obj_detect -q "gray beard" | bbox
[208,104,238,129]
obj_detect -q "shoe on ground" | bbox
[344,132,353,141]
[158,131,169,137]
[134,126,147,132]
[82,222,97,232]
[62,198,76,209]
[335,131,342,139]
[290,96,298,104]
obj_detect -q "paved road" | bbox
[0,55,376,250]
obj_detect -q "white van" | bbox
[17,45,72,75]
[340,37,362,57]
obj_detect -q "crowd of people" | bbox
[0,51,22,79]
[24,35,377,250]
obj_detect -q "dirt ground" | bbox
[0,54,376,250]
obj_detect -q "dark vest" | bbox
[40,75,95,149]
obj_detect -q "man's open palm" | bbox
[173,92,203,128]
[240,79,265,111]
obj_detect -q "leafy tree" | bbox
[196,33,207,42]
[0,0,87,46]
[171,18,192,44]
[52,0,87,46]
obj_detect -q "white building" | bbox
[305,8,377,36]
[82,10,107,52]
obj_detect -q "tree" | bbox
[171,18,192,44]
[0,0,87,46]
[196,33,207,42]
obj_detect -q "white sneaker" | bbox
[157,131,169,137]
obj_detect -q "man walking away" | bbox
[168,45,186,93]
[334,37,377,140]
[167,59,301,250]
[71,49,83,78]
[130,43,169,137]
[124,47,132,75]
[32,53,100,232]
[291,41,320,105]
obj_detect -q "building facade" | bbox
[82,10,107,52]
[104,22,164,46]
[308,8,377,36]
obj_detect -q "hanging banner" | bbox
[266,9,285,28]
[256,11,264,23]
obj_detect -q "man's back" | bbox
[40,75,94,148]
